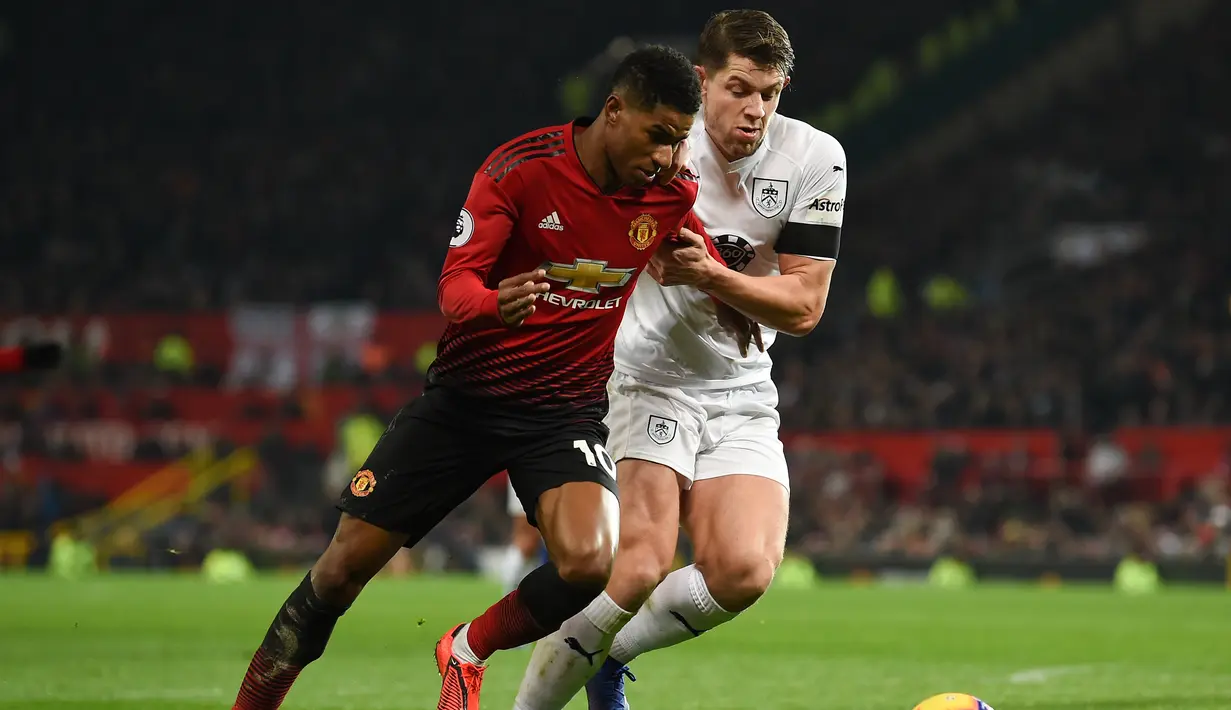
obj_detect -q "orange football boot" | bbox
[435,624,486,710]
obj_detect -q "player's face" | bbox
[700,54,788,161]
[606,98,693,188]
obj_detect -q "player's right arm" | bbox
[437,173,548,327]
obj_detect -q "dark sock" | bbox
[233,573,348,710]
[465,588,543,661]
[518,561,606,628]
[466,562,604,660]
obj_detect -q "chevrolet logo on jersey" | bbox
[541,259,635,294]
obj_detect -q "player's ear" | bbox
[694,65,708,100]
[783,76,791,90]
[603,94,622,126]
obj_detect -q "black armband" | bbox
[776,221,840,259]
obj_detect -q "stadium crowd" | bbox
[1,0,996,313]
[2,1,1229,568]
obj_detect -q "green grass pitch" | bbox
[1,574,1229,709]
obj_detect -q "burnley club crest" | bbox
[752,178,788,219]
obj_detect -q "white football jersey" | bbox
[614,112,847,388]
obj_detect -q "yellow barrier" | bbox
[0,530,36,568]
[55,447,259,566]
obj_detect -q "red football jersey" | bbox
[431,119,709,414]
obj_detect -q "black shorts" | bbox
[337,385,618,546]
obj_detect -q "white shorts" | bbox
[507,479,526,517]
[604,370,789,490]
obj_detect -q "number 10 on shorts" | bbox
[574,439,616,478]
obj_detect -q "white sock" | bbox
[454,623,485,666]
[512,592,633,710]
[609,565,737,664]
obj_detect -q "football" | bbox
[913,693,994,710]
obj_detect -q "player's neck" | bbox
[573,122,621,193]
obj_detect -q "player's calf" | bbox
[604,475,786,668]
[513,466,678,710]
[442,483,619,710]
[232,572,346,710]
[232,515,407,710]
[451,482,619,668]
[509,566,634,710]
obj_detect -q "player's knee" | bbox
[700,550,777,612]
[554,543,615,590]
[617,545,675,604]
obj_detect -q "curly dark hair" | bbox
[610,44,703,116]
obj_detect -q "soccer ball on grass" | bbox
[913,693,994,710]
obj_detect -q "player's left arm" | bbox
[701,255,834,337]
[701,136,845,336]
[653,216,830,337]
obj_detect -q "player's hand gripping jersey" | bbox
[615,113,847,388]
[431,119,719,414]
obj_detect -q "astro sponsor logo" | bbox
[804,196,844,226]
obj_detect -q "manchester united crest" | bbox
[628,214,658,250]
[349,469,376,497]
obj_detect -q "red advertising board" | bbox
[16,459,171,498]
[0,311,448,368]
[782,428,1228,494]
[11,417,1228,499]
[4,384,419,463]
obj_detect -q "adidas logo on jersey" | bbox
[538,211,564,231]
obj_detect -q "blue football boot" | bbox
[585,656,636,710]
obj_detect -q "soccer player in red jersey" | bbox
[231,45,736,710]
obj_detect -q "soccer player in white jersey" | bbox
[512,10,846,710]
